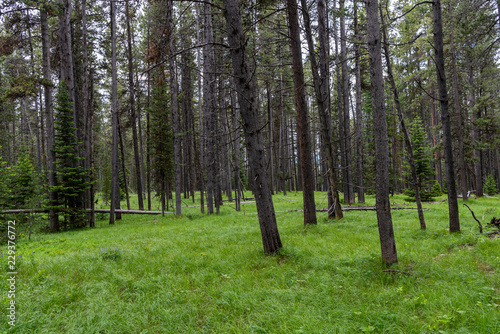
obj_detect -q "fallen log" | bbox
[93,209,171,215]
[1,208,171,215]
[0,209,46,214]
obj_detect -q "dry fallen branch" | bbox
[463,203,483,234]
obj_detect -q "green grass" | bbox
[1,193,500,333]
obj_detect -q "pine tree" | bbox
[53,81,90,228]
[0,151,11,209]
[484,174,498,196]
[404,118,435,202]
[9,148,37,208]
[149,83,174,214]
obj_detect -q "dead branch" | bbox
[463,203,483,234]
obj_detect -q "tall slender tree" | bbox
[81,0,95,226]
[340,0,354,204]
[432,0,460,232]
[354,0,365,203]
[366,0,398,265]
[380,4,426,230]
[109,0,121,224]
[125,0,145,210]
[203,0,216,215]
[300,0,342,219]
[41,7,59,231]
[223,0,283,253]
[286,0,317,225]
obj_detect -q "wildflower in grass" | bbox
[101,246,122,261]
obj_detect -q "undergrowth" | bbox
[1,193,499,333]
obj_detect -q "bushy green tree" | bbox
[148,83,174,202]
[404,118,435,202]
[0,151,10,209]
[53,81,91,228]
[484,174,498,196]
[9,148,36,207]
[431,181,442,197]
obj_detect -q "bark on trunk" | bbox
[41,9,59,231]
[110,0,121,223]
[433,0,460,232]
[195,3,205,214]
[468,54,482,197]
[223,0,282,253]
[366,0,398,265]
[300,0,342,219]
[333,1,346,202]
[117,114,131,210]
[448,13,467,201]
[181,50,196,203]
[286,0,317,225]
[146,7,152,211]
[380,5,426,230]
[125,0,144,210]
[203,1,215,215]
[164,0,182,216]
[58,0,77,137]
[340,0,354,204]
[81,0,95,227]
[354,1,365,203]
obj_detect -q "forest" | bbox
[0,0,500,331]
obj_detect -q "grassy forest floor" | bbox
[1,192,500,333]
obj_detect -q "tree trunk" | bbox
[354,1,365,203]
[230,86,241,211]
[468,53,482,197]
[181,50,196,203]
[146,6,152,211]
[267,85,274,196]
[432,0,460,232]
[366,0,398,265]
[117,114,131,210]
[300,0,342,219]
[81,0,94,226]
[125,0,144,210]
[340,0,354,204]
[110,0,121,223]
[203,1,215,215]
[164,0,182,217]
[333,1,346,202]
[223,99,233,201]
[279,43,287,195]
[286,0,317,225]
[380,5,426,230]
[88,68,96,227]
[27,13,43,175]
[223,0,283,254]
[41,9,59,231]
[448,16,467,201]
[195,3,205,214]
[58,0,77,138]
